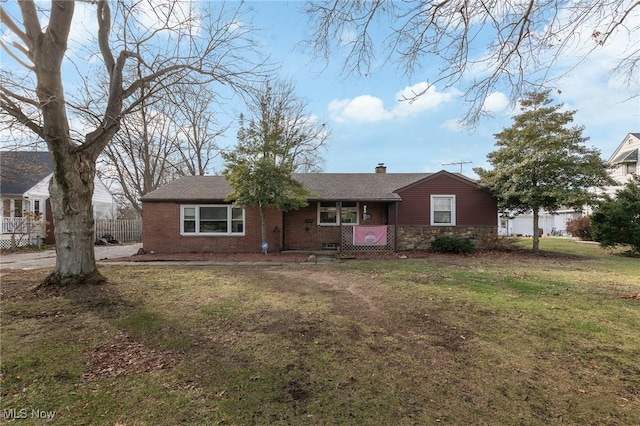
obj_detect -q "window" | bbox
[340,202,358,224]
[318,202,338,225]
[626,163,637,175]
[431,195,456,226]
[318,201,359,226]
[181,205,245,235]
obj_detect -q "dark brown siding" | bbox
[396,173,497,226]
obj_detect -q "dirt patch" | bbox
[103,247,592,266]
[83,331,182,380]
[619,293,640,301]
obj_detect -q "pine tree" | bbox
[474,91,614,252]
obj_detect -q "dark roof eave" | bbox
[143,196,402,203]
[307,197,401,202]
[141,198,230,203]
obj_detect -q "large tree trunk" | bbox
[43,152,105,286]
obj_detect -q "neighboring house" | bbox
[498,209,583,237]
[1,151,116,247]
[141,166,498,254]
[498,132,640,237]
[603,132,639,196]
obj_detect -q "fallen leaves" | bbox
[83,332,182,381]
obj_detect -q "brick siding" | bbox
[283,202,389,250]
[143,202,282,253]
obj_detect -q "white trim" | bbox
[430,195,456,226]
[180,204,245,236]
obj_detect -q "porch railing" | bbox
[2,217,32,234]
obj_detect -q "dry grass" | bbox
[1,239,639,425]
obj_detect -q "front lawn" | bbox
[1,239,638,425]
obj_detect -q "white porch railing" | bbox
[2,217,27,234]
[0,217,46,249]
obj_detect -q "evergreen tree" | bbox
[223,81,328,250]
[474,91,614,252]
[591,175,640,255]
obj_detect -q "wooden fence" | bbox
[94,219,142,243]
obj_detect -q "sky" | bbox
[1,0,639,178]
[239,1,640,177]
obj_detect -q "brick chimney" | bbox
[375,163,387,174]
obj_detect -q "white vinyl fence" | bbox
[94,219,142,243]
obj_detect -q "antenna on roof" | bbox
[441,160,473,174]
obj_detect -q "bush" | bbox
[565,216,592,240]
[430,236,475,254]
[591,175,640,255]
[476,234,518,251]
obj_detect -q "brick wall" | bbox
[283,202,389,250]
[397,225,497,250]
[143,202,283,253]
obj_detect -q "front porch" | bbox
[1,217,46,249]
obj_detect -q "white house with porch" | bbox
[1,151,116,248]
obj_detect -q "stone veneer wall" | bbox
[397,225,497,250]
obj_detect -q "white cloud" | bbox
[481,92,509,114]
[442,119,464,131]
[328,82,456,122]
[328,95,390,122]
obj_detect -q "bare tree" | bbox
[223,79,330,247]
[0,0,268,286]
[99,97,182,216]
[305,0,639,123]
[240,79,330,173]
[170,80,227,177]
[98,78,226,215]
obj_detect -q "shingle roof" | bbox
[613,149,638,164]
[293,173,431,201]
[0,151,54,195]
[141,173,437,202]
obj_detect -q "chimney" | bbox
[375,163,387,174]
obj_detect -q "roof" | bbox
[612,149,638,164]
[141,171,477,202]
[0,151,54,195]
[607,133,640,163]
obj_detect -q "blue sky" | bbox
[2,1,639,177]
[240,1,639,176]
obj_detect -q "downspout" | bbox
[394,201,399,252]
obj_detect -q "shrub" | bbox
[476,234,518,251]
[565,216,592,240]
[430,236,475,254]
[591,175,640,256]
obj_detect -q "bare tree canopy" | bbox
[305,0,639,123]
[0,0,269,286]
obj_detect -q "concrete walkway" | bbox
[0,243,338,271]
